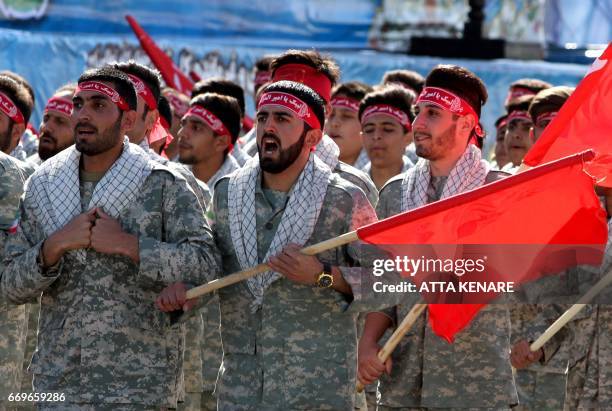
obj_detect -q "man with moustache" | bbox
[114,61,211,210]
[156,80,381,410]
[325,81,373,170]
[359,85,415,189]
[27,84,77,167]
[268,49,378,206]
[0,66,221,410]
[358,65,516,410]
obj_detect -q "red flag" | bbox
[524,43,612,186]
[125,15,194,94]
[357,151,607,342]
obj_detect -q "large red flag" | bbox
[357,151,607,342]
[523,43,612,186]
[125,15,194,95]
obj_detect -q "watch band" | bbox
[322,262,332,275]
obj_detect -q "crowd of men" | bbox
[0,48,610,411]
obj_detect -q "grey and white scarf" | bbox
[316,134,340,170]
[401,144,489,211]
[207,154,240,189]
[26,138,154,262]
[354,149,370,171]
[228,153,332,311]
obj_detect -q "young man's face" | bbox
[361,113,409,168]
[504,117,533,166]
[412,103,458,161]
[494,124,509,167]
[532,114,554,142]
[256,105,308,174]
[72,85,124,156]
[325,101,363,164]
[178,115,219,165]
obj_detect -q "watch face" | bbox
[318,274,333,288]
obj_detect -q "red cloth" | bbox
[357,151,607,342]
[125,15,194,95]
[524,43,612,187]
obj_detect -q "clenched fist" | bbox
[42,209,96,266]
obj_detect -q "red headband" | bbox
[76,81,130,111]
[361,104,412,131]
[45,97,73,118]
[186,104,232,134]
[272,63,332,103]
[128,74,157,110]
[0,91,25,124]
[416,86,483,137]
[331,96,360,112]
[258,91,321,130]
[507,110,532,123]
[165,93,188,117]
[255,71,272,86]
[535,111,558,125]
[505,87,537,104]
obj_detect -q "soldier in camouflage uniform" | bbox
[0,66,221,410]
[177,92,245,410]
[512,227,612,410]
[157,80,393,410]
[0,75,34,410]
[0,149,28,410]
[508,86,576,411]
[358,65,517,410]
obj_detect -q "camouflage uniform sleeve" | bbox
[1,192,64,305]
[342,185,412,314]
[525,303,569,364]
[137,172,221,289]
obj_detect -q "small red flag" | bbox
[357,151,607,342]
[524,43,612,186]
[125,15,194,95]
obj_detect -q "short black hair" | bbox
[77,66,138,111]
[425,65,488,118]
[261,80,326,130]
[191,77,246,117]
[113,60,162,103]
[332,81,373,102]
[270,49,341,87]
[507,95,534,115]
[528,86,573,122]
[509,78,553,93]
[382,70,425,95]
[55,83,77,95]
[494,114,508,128]
[255,55,276,73]
[158,95,173,129]
[0,75,33,124]
[0,70,35,107]
[191,93,242,144]
[359,85,416,131]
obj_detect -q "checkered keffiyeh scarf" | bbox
[207,154,240,188]
[316,134,340,170]
[228,153,332,311]
[401,144,489,211]
[26,138,154,261]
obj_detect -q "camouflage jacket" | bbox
[0,163,221,408]
[211,172,382,410]
[374,175,518,409]
[0,151,28,400]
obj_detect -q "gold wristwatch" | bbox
[315,262,333,288]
